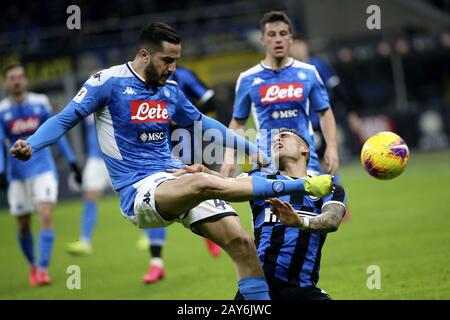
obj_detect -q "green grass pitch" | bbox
[0,150,449,299]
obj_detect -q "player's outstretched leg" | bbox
[142,227,166,284]
[195,216,270,300]
[37,203,55,285]
[16,214,38,287]
[155,173,333,220]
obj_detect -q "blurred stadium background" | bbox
[0,0,449,299]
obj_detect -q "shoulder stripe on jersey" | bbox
[322,200,346,209]
[95,106,122,160]
[235,64,264,92]
[292,59,325,86]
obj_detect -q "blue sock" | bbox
[81,199,97,241]
[238,276,270,300]
[38,229,55,269]
[252,176,306,200]
[145,228,166,246]
[17,232,35,266]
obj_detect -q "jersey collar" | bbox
[260,57,294,71]
[126,62,146,84]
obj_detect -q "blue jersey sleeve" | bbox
[27,70,113,152]
[175,68,210,102]
[309,57,340,90]
[232,74,252,120]
[309,67,331,113]
[322,184,346,206]
[171,86,202,127]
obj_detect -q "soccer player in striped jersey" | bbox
[243,128,345,299]
[0,63,82,286]
[11,23,333,299]
[171,128,346,300]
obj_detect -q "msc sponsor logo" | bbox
[9,117,40,135]
[271,109,299,120]
[137,130,166,143]
[259,83,304,104]
[130,100,169,123]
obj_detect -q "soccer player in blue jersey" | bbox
[221,11,339,178]
[0,63,82,286]
[11,23,333,299]
[140,66,221,284]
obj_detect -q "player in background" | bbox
[172,129,346,299]
[65,113,111,255]
[0,63,82,286]
[290,39,360,220]
[139,66,221,284]
[220,11,339,179]
[11,22,334,299]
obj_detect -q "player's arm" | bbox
[310,67,339,174]
[267,185,346,233]
[0,124,8,189]
[319,108,339,173]
[12,71,111,161]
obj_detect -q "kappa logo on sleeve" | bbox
[73,87,88,103]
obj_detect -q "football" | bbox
[361,131,410,180]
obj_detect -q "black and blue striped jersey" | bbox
[249,170,346,287]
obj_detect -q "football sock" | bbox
[17,232,35,266]
[237,277,270,300]
[81,199,97,242]
[145,227,166,246]
[252,176,305,200]
[38,229,55,269]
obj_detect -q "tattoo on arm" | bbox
[304,203,345,233]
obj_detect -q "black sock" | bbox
[150,244,162,259]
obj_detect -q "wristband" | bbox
[300,217,310,230]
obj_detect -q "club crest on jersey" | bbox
[130,100,169,123]
[9,116,40,135]
[259,83,304,105]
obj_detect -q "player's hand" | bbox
[219,163,236,177]
[10,139,33,161]
[167,164,208,177]
[266,198,303,228]
[68,163,83,193]
[323,146,339,174]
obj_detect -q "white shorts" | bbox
[82,157,111,192]
[130,172,237,232]
[8,171,58,216]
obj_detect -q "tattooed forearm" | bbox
[302,203,345,233]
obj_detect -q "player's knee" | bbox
[224,233,255,257]
[17,219,31,235]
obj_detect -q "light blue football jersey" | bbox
[50,63,202,216]
[0,93,75,181]
[232,58,330,173]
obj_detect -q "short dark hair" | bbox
[138,22,181,52]
[3,63,24,77]
[259,11,293,34]
[276,128,310,163]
